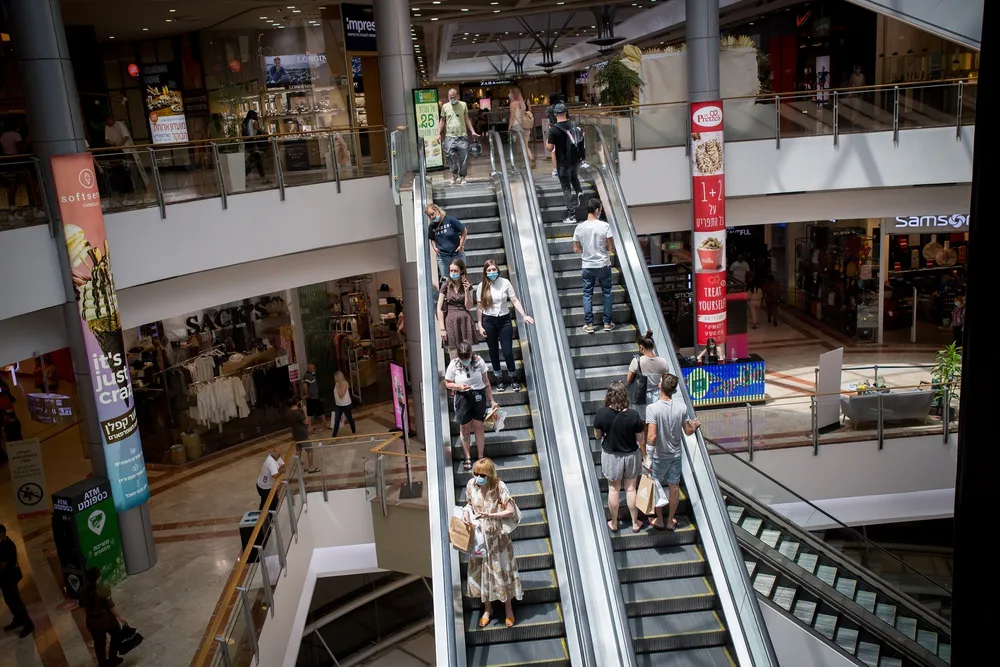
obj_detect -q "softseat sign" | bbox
[889,214,970,234]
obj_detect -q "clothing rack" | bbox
[188,359,278,387]
[154,344,226,376]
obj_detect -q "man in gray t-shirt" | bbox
[645,373,699,531]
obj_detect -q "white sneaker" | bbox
[449,177,457,185]
[459,177,468,185]
[563,216,576,223]
[552,169,558,177]
[581,161,591,169]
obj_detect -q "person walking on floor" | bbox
[439,88,479,185]
[645,374,699,531]
[545,103,584,222]
[438,259,478,359]
[81,566,127,667]
[476,259,534,393]
[445,342,497,471]
[0,524,33,638]
[256,446,285,511]
[302,363,324,434]
[242,110,269,183]
[285,397,319,473]
[626,329,669,441]
[332,371,356,437]
[507,86,534,161]
[748,281,764,329]
[951,296,966,346]
[594,382,645,533]
[573,198,615,334]
[463,457,523,628]
[426,203,467,286]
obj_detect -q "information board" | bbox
[413,88,444,169]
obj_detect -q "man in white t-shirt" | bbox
[573,198,615,334]
[104,113,148,196]
[729,256,750,284]
[256,446,285,511]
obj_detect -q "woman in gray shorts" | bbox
[593,381,645,533]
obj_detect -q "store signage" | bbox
[391,362,408,432]
[690,100,728,345]
[8,438,49,518]
[413,88,444,169]
[51,154,150,513]
[186,301,272,335]
[343,4,377,52]
[479,79,512,86]
[142,62,189,144]
[682,358,765,407]
[889,214,970,234]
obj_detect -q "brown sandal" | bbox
[505,616,515,628]
[479,612,491,628]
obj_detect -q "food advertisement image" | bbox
[696,235,724,271]
[142,63,188,144]
[413,88,444,169]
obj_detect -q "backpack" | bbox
[556,122,586,164]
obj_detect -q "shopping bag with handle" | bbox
[449,507,474,552]
[636,474,656,515]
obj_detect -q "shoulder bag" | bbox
[627,356,648,405]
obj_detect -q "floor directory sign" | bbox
[51,154,150,512]
[52,478,127,597]
[413,88,444,169]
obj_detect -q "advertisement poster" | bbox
[9,438,48,518]
[390,362,408,432]
[265,53,328,88]
[342,3,378,52]
[51,154,150,513]
[142,63,189,144]
[27,393,74,424]
[681,360,766,407]
[53,479,127,595]
[413,89,444,169]
[690,101,728,345]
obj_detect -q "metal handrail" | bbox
[584,120,779,667]
[88,125,388,153]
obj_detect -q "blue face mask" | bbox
[450,271,461,281]
[460,358,472,367]
[431,214,441,223]
[474,475,488,486]
[450,99,458,105]
[486,271,499,281]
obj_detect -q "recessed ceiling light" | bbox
[461,8,469,11]
[414,13,421,16]
[412,37,417,40]
[749,21,754,25]
[142,28,149,31]
[591,25,596,28]
[292,9,301,12]
[109,36,115,39]
[165,19,172,22]
[266,20,273,23]
[168,8,176,12]
[464,32,469,35]
[491,1,498,4]
[412,7,419,10]
[259,16,268,19]
[431,17,438,21]
[433,1,441,3]
[494,9,499,12]
[287,5,295,7]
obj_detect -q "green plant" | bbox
[594,56,643,107]
[213,81,250,152]
[931,341,963,403]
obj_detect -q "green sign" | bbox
[76,495,127,588]
[52,478,127,597]
[412,88,444,169]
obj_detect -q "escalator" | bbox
[846,0,981,50]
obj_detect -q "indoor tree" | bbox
[594,54,643,107]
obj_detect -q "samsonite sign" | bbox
[343,4,377,52]
[889,214,970,234]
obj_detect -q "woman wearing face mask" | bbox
[463,457,523,628]
[508,86,534,161]
[445,342,496,470]
[437,259,477,359]
[696,337,722,364]
[476,259,534,393]
[425,203,467,285]
[627,329,669,425]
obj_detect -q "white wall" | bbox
[105,175,397,289]
[619,126,975,207]
[0,225,65,321]
[630,184,973,233]
[0,306,69,368]
[760,599,859,667]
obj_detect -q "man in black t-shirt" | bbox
[545,103,584,222]
[0,524,33,637]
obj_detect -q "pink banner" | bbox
[390,362,408,432]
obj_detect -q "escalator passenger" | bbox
[573,198,615,334]
[437,259,477,359]
[444,342,497,471]
[476,259,534,393]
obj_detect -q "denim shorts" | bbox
[651,455,682,486]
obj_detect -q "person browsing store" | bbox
[438,88,479,185]
[476,259,534,393]
[426,203,467,285]
[301,363,323,433]
[545,103,585,222]
[573,198,615,334]
[645,374,699,531]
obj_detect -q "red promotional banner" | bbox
[690,101,728,345]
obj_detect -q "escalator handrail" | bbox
[582,121,779,667]
[506,129,638,666]
[412,137,465,667]
[486,130,595,666]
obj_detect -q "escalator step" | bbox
[875,603,897,626]
[454,216,501,235]
[570,341,635,368]
[727,505,744,524]
[553,267,624,290]
[464,568,560,608]
[759,529,782,549]
[454,452,539,486]
[745,560,757,578]
[816,565,838,587]
[814,613,838,640]
[836,627,859,654]
[772,586,797,611]
[740,517,763,537]
[460,537,554,573]
[938,643,951,664]
[753,573,776,597]
[452,429,536,460]
[464,247,506,269]
[609,518,698,551]
[615,543,706,583]
[467,637,570,667]
[880,658,903,667]
[835,577,858,600]
[561,285,630,309]
[855,590,877,613]
[563,321,638,347]
[896,616,917,640]
[777,540,800,561]
[797,552,819,574]
[629,610,728,653]
[511,508,549,540]
[916,629,938,655]
[464,602,565,645]
[857,641,881,667]
[635,646,736,666]
[621,576,717,617]
[793,600,817,626]
[561,301,634,328]
[462,231,508,251]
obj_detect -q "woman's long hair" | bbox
[472,456,500,496]
[446,258,468,292]
[604,380,629,412]
[480,259,499,310]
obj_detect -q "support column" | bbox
[9,0,156,573]
[952,1,993,660]
[686,0,720,102]
[374,0,418,169]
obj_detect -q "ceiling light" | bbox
[591,25,596,28]
[433,1,441,3]
[292,9,301,12]
[412,6,419,10]
[259,16,268,19]
[266,20,273,23]
[494,9,499,12]
[287,5,295,7]
[461,7,469,11]
[749,21,754,25]
[464,32,469,35]
[169,8,176,12]
[491,1,498,4]
[431,17,438,21]
[142,28,149,31]
[412,36,417,40]
[165,19,172,22]
[109,36,115,39]
[414,13,421,16]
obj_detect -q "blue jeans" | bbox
[582,266,613,325]
[437,250,467,286]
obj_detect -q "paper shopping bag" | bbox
[636,474,656,516]
[449,508,474,552]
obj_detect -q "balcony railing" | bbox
[0,155,51,234]
[576,78,977,158]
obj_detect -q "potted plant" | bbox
[213,81,250,192]
[930,342,962,417]
[594,52,643,150]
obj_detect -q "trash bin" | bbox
[238,510,269,564]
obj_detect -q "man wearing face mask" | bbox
[438,88,479,185]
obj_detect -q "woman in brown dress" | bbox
[464,457,523,627]
[437,258,476,359]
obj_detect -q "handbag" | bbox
[499,501,523,536]
[627,356,648,405]
[118,623,144,655]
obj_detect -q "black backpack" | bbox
[556,122,586,164]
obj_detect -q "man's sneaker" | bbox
[508,380,522,393]
[583,324,597,334]
[563,216,576,223]
[449,177,457,185]
[552,169,558,177]
[495,380,506,393]
[459,177,468,185]
[604,322,616,332]
[581,161,591,169]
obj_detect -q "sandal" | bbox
[463,458,473,471]
[666,518,679,532]
[632,521,644,533]
[479,612,491,628]
[607,520,619,533]
[505,616,515,628]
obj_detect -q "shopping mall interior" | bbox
[0,0,987,665]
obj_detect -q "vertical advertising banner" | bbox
[142,63,189,144]
[690,101,728,345]
[390,362,408,432]
[413,89,444,169]
[51,154,150,513]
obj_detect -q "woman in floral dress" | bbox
[464,457,523,627]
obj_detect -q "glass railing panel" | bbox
[895,82,960,131]
[961,81,977,125]
[835,90,896,135]
[153,144,220,205]
[275,134,338,188]
[93,151,159,213]
[724,96,781,143]
[370,436,427,511]
[234,139,279,195]
[0,157,47,231]
[631,103,688,149]
[337,128,390,181]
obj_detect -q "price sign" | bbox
[413,88,443,169]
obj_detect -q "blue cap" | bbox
[553,103,568,115]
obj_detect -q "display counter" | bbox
[680,354,766,407]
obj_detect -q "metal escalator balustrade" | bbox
[518,121,776,666]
